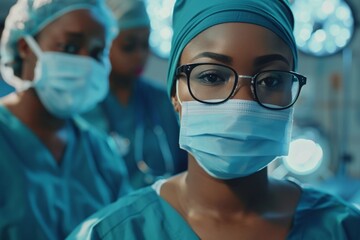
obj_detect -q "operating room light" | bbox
[283,139,324,175]
[144,0,175,59]
[290,0,355,57]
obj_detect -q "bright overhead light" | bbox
[269,125,332,182]
[283,138,324,175]
[144,0,175,59]
[290,0,355,57]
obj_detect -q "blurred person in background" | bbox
[0,1,131,239]
[0,0,15,97]
[82,0,187,189]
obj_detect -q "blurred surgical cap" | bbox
[166,0,297,96]
[107,0,150,31]
[1,0,118,68]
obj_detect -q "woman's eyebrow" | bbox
[253,54,290,67]
[191,52,233,64]
[64,32,84,39]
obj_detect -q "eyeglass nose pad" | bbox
[230,77,251,98]
[250,85,256,100]
[230,77,256,100]
[229,82,238,99]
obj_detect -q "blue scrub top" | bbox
[67,181,360,240]
[82,78,187,189]
[0,106,132,240]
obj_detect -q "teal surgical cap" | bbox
[167,0,297,96]
[107,0,150,32]
[1,0,117,67]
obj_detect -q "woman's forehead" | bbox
[38,9,106,39]
[181,23,293,65]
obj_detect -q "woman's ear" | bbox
[171,95,181,113]
[15,38,37,80]
[17,38,31,60]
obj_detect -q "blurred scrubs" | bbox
[67,181,360,240]
[82,0,187,189]
[0,0,131,239]
[0,111,130,240]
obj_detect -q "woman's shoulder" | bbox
[0,104,11,124]
[67,187,162,239]
[0,100,17,124]
[289,185,360,239]
[297,186,360,214]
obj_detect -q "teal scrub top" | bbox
[0,106,132,240]
[67,182,360,240]
[82,78,187,189]
[0,78,14,97]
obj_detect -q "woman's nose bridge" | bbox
[235,75,252,91]
[232,75,253,100]
[78,47,90,56]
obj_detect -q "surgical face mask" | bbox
[179,99,293,179]
[24,36,110,118]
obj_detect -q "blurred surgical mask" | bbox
[0,0,117,92]
[25,36,110,118]
[178,99,293,179]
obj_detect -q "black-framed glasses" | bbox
[176,63,307,110]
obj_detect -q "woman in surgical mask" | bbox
[0,1,131,239]
[82,0,187,189]
[68,0,360,239]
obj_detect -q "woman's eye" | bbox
[195,71,228,86]
[121,42,149,53]
[56,42,81,54]
[121,44,136,53]
[62,43,81,54]
[257,76,283,89]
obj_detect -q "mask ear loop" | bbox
[23,35,45,87]
[24,35,43,58]
[0,36,43,92]
[176,80,183,106]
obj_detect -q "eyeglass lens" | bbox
[186,64,301,108]
[255,71,300,108]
